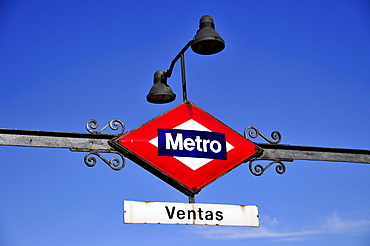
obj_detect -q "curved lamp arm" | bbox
[164,40,194,102]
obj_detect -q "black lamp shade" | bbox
[146,82,176,104]
[147,71,176,103]
[191,15,225,55]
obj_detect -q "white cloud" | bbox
[190,212,370,242]
[319,211,370,234]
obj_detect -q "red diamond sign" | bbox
[110,101,262,196]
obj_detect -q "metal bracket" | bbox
[76,119,126,171]
[86,119,125,135]
[248,158,293,176]
[244,126,288,176]
[243,126,370,176]
[244,126,282,144]
[84,151,125,171]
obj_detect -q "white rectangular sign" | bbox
[124,200,259,227]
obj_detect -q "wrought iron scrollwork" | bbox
[244,126,291,175]
[84,151,125,171]
[86,119,125,135]
[81,119,126,171]
[248,158,288,176]
[244,126,282,144]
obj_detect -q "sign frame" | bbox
[110,101,263,196]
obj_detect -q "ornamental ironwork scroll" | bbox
[86,119,125,135]
[244,126,282,144]
[84,151,125,171]
[82,119,126,171]
[244,126,291,176]
[248,158,291,176]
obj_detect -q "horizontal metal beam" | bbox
[0,128,115,152]
[257,143,370,164]
[0,129,369,165]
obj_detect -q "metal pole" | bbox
[163,40,193,102]
[180,52,187,102]
[165,40,193,78]
[258,143,370,164]
[0,126,369,177]
[188,195,195,203]
[0,128,113,151]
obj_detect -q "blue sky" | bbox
[1,0,369,245]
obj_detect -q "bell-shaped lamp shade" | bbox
[146,71,176,104]
[191,15,225,55]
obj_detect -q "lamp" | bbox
[147,15,224,104]
[146,70,176,104]
[191,15,225,55]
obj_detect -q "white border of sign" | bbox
[124,200,259,227]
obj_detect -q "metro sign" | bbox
[110,101,262,196]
